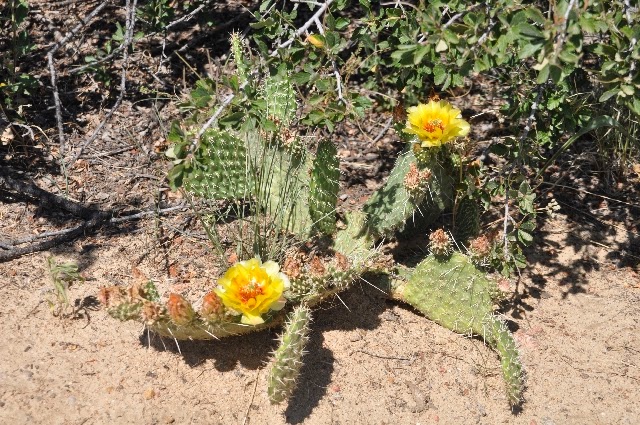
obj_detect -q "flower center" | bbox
[423,119,444,133]
[238,278,265,304]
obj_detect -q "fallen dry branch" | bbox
[0,170,186,262]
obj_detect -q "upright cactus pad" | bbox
[182,129,250,200]
[454,196,481,244]
[260,145,314,236]
[309,140,339,235]
[393,252,524,406]
[267,304,312,404]
[264,77,297,126]
[363,149,454,238]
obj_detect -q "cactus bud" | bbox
[167,293,196,326]
[99,286,125,308]
[429,228,452,257]
[334,252,350,272]
[469,235,491,262]
[282,255,303,279]
[200,291,226,322]
[403,162,432,199]
[309,256,326,277]
[141,301,165,325]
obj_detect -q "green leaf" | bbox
[291,72,311,84]
[433,63,447,86]
[517,229,534,245]
[218,112,245,127]
[515,23,545,39]
[549,64,563,84]
[335,17,350,30]
[536,63,550,84]
[414,45,430,65]
[518,42,543,59]
[599,88,619,102]
[250,18,276,29]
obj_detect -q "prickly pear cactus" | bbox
[391,252,524,406]
[363,149,454,237]
[309,140,339,235]
[267,304,312,404]
[100,281,287,340]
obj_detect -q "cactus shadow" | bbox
[283,329,334,424]
[141,328,279,371]
[284,283,389,423]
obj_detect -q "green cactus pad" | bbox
[182,129,251,200]
[264,76,297,125]
[259,144,314,236]
[394,252,524,406]
[363,149,454,238]
[453,196,481,244]
[268,304,312,404]
[309,140,339,235]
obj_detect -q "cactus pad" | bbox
[182,129,251,200]
[363,149,454,237]
[394,252,524,406]
[309,140,339,235]
[454,196,481,244]
[267,304,312,404]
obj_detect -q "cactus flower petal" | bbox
[403,100,469,147]
[215,258,289,325]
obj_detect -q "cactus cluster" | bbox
[104,84,526,410]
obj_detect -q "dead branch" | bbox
[0,169,107,220]
[0,169,187,261]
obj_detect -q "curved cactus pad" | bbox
[394,252,524,406]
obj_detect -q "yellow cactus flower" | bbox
[215,258,289,325]
[403,100,470,147]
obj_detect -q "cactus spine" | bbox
[267,304,312,404]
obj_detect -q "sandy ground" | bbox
[1,211,639,425]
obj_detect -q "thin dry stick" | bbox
[47,0,110,155]
[0,205,187,261]
[65,0,138,169]
[313,16,344,103]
